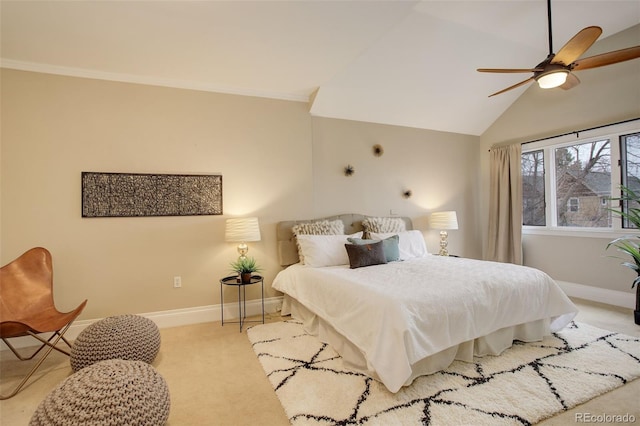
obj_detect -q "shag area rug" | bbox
[247,320,640,425]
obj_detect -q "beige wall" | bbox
[1,69,482,320]
[310,117,481,257]
[480,24,640,295]
[1,69,313,319]
[3,21,636,319]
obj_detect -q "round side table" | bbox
[219,275,264,332]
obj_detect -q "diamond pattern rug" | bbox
[247,320,640,425]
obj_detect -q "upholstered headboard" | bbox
[276,213,413,267]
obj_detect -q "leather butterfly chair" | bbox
[0,247,87,399]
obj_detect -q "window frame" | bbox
[522,120,640,238]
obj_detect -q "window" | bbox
[568,198,579,212]
[521,121,640,233]
[620,132,640,228]
[522,150,545,226]
[554,139,610,228]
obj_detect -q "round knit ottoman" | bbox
[30,359,170,426]
[70,314,160,372]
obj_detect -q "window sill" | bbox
[522,227,640,239]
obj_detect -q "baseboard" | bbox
[1,296,284,351]
[556,280,635,309]
[6,283,632,352]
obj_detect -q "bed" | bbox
[272,213,578,393]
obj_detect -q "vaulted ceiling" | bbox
[2,1,639,136]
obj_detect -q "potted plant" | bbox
[606,185,640,325]
[229,257,262,284]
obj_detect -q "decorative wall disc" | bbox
[344,165,355,176]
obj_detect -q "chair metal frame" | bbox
[1,247,87,399]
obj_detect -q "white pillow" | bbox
[292,219,345,264]
[296,232,363,267]
[370,230,428,260]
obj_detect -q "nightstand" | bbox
[219,275,264,332]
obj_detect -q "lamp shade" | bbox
[225,217,261,242]
[430,211,458,230]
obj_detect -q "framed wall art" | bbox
[81,172,223,217]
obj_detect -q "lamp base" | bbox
[438,231,449,256]
[237,243,248,260]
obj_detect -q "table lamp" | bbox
[430,211,458,256]
[225,217,261,260]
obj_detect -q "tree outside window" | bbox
[555,140,610,227]
[621,132,640,228]
[522,150,545,226]
[522,124,640,232]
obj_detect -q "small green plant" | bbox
[229,257,262,275]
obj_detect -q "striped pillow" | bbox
[362,217,406,234]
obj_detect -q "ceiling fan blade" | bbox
[552,26,602,66]
[572,46,640,71]
[477,68,542,73]
[560,73,580,90]
[488,77,534,97]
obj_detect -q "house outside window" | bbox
[554,139,610,228]
[521,121,640,234]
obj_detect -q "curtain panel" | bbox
[486,144,523,264]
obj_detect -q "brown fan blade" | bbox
[477,68,542,73]
[560,73,580,90]
[552,26,602,66]
[572,46,640,71]
[488,77,534,97]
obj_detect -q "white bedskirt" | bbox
[283,295,552,390]
[274,257,577,392]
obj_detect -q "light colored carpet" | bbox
[0,298,638,425]
[248,320,640,425]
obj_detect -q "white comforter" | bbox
[272,255,577,392]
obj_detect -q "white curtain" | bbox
[486,143,523,264]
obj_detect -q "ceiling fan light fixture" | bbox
[536,70,569,89]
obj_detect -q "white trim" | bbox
[522,121,640,234]
[523,227,640,239]
[1,296,284,351]
[0,59,309,103]
[4,285,634,351]
[556,280,635,309]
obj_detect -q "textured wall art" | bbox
[82,172,223,217]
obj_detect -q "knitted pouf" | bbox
[70,314,160,372]
[30,359,170,426]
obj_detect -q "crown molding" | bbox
[0,58,309,103]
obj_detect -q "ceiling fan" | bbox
[477,0,640,97]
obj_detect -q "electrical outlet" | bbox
[173,276,182,288]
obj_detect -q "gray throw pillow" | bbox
[344,241,387,269]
